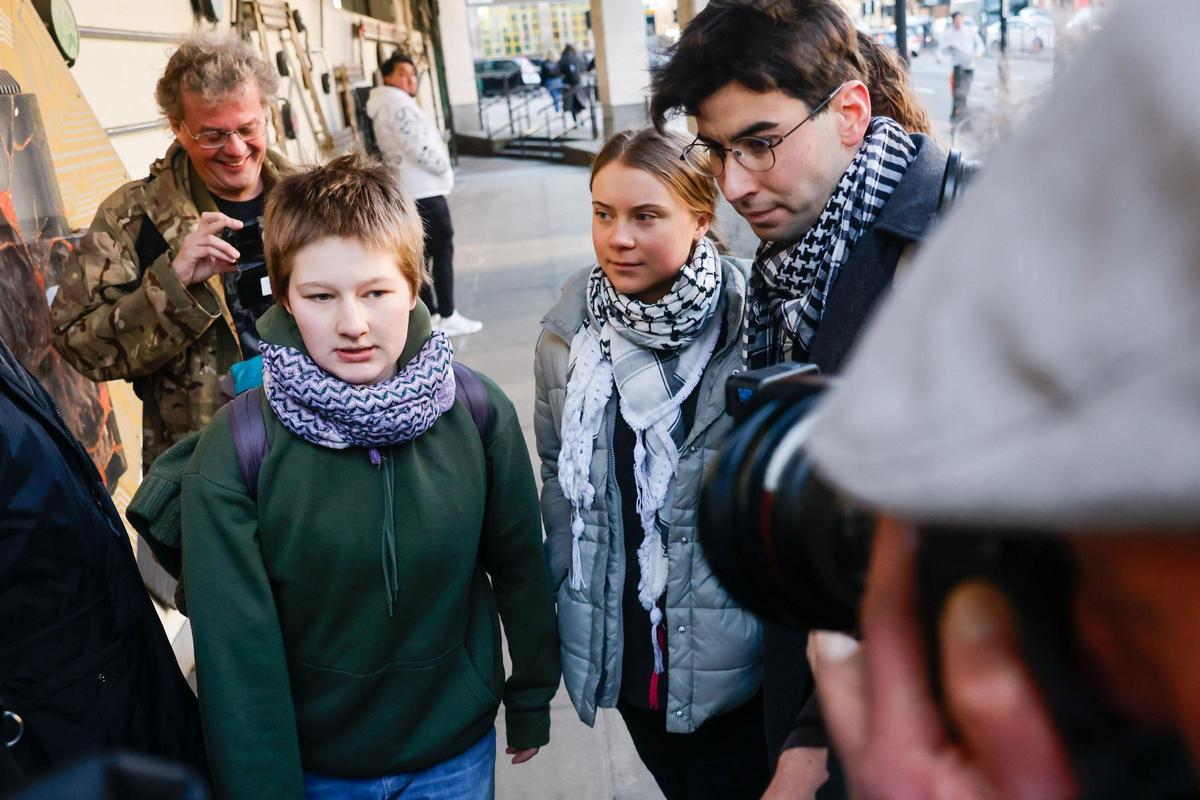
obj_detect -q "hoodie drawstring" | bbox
[376,450,400,617]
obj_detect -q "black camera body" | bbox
[221,219,271,310]
[700,366,1197,798]
[701,364,873,633]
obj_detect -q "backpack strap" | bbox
[227,368,487,501]
[452,361,493,444]
[228,386,269,500]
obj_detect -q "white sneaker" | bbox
[430,313,442,328]
[437,311,483,337]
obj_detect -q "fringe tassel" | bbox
[649,606,664,675]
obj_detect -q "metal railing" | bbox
[476,74,599,159]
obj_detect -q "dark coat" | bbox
[558,50,588,116]
[762,133,947,769]
[0,335,204,780]
[558,50,583,86]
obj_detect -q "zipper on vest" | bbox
[599,412,621,707]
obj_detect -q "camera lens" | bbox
[700,373,873,633]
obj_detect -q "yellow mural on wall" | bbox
[1,0,142,515]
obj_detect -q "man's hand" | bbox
[809,517,1078,800]
[171,211,243,286]
[505,746,539,765]
[761,747,829,800]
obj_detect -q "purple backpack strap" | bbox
[452,361,493,444]
[228,386,269,500]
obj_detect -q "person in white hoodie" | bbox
[367,53,483,337]
[937,12,985,123]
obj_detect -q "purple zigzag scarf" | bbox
[260,332,456,454]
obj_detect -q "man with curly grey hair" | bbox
[52,32,290,468]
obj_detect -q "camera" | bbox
[221,219,271,311]
[699,366,1198,798]
[700,364,873,633]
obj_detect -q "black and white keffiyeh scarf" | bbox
[558,238,723,674]
[744,116,918,368]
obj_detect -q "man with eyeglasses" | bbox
[651,1,950,797]
[52,33,289,469]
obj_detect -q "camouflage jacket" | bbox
[51,143,289,468]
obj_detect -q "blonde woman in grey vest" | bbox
[534,128,766,799]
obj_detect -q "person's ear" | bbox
[694,212,712,243]
[835,81,872,149]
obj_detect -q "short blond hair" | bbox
[155,32,278,121]
[264,153,425,301]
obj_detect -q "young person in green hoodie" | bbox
[180,154,560,800]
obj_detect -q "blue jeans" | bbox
[544,77,563,111]
[303,728,496,800]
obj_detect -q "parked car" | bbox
[474,57,541,97]
[862,25,921,58]
[1017,7,1053,24]
[648,36,672,74]
[985,17,1054,53]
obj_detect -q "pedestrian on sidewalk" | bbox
[536,128,768,800]
[540,50,564,112]
[558,44,587,123]
[180,155,559,800]
[938,12,985,123]
[367,52,483,337]
[651,1,945,796]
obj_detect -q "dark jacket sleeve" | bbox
[763,622,828,765]
[477,378,562,750]
[50,188,223,382]
[784,693,830,751]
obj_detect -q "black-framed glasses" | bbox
[681,83,846,178]
[179,117,267,149]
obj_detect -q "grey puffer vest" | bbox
[534,258,762,734]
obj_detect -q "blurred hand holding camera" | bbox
[810,518,1077,800]
[171,210,242,286]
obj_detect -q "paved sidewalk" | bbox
[445,155,664,800]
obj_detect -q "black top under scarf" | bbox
[214,193,269,354]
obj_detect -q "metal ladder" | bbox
[238,0,334,153]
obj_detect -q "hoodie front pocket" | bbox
[291,643,500,775]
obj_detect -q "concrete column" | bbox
[676,0,707,29]
[537,1,554,56]
[673,0,708,133]
[589,0,651,137]
[437,0,480,128]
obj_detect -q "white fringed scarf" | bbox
[558,239,723,675]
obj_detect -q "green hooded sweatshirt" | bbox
[180,302,560,799]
